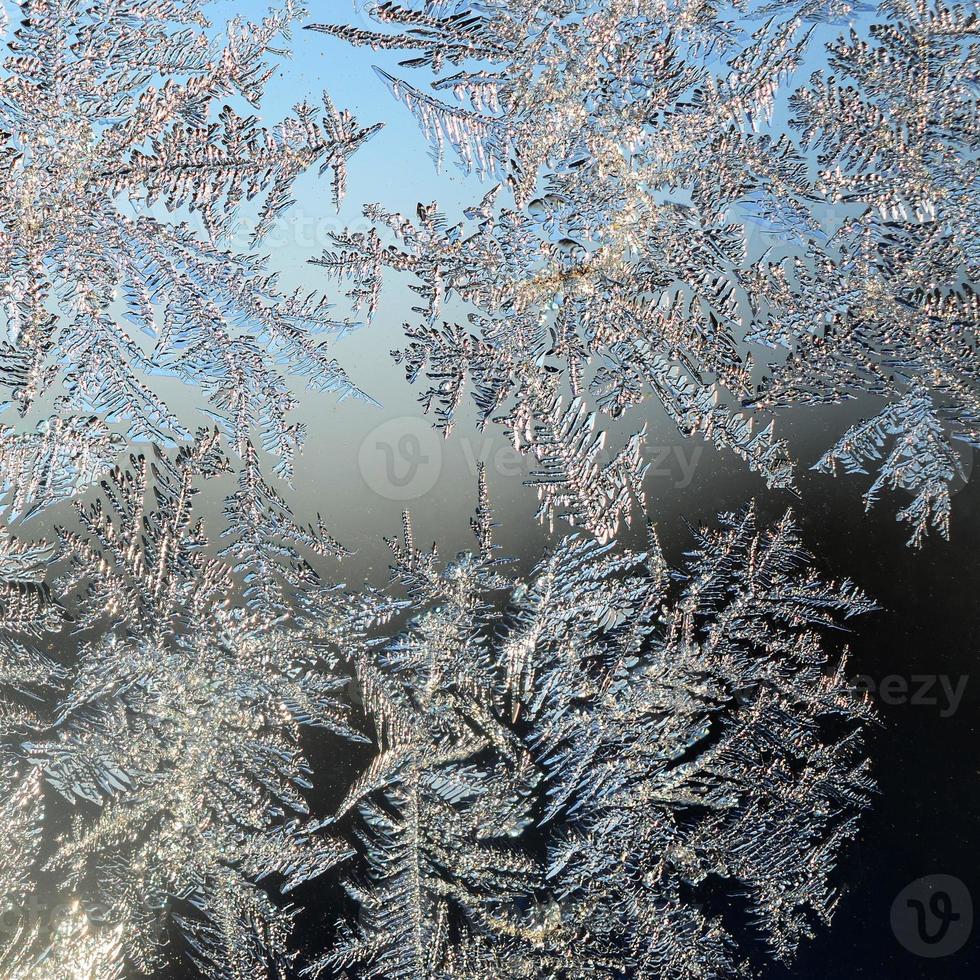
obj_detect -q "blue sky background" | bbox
[189,2,549,576]
[0,0,922,581]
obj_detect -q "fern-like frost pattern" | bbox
[0,0,965,977]
[0,0,381,517]
[309,479,876,979]
[314,0,978,545]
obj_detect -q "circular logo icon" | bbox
[357,416,443,502]
[891,874,973,958]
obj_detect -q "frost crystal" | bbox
[0,0,380,516]
[0,1,952,977]
[5,436,361,978]
[315,0,978,544]
[0,538,91,977]
[311,478,876,978]
[754,0,980,544]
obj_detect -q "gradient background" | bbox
[24,2,980,977]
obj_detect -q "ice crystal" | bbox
[0,0,380,517]
[0,416,123,520]
[2,901,126,980]
[0,536,72,976]
[315,0,978,544]
[0,2,951,978]
[220,440,349,619]
[310,478,876,979]
[6,435,361,978]
[753,0,980,544]
[0,536,63,717]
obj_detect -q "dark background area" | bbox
[766,465,980,979]
[301,429,980,980]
